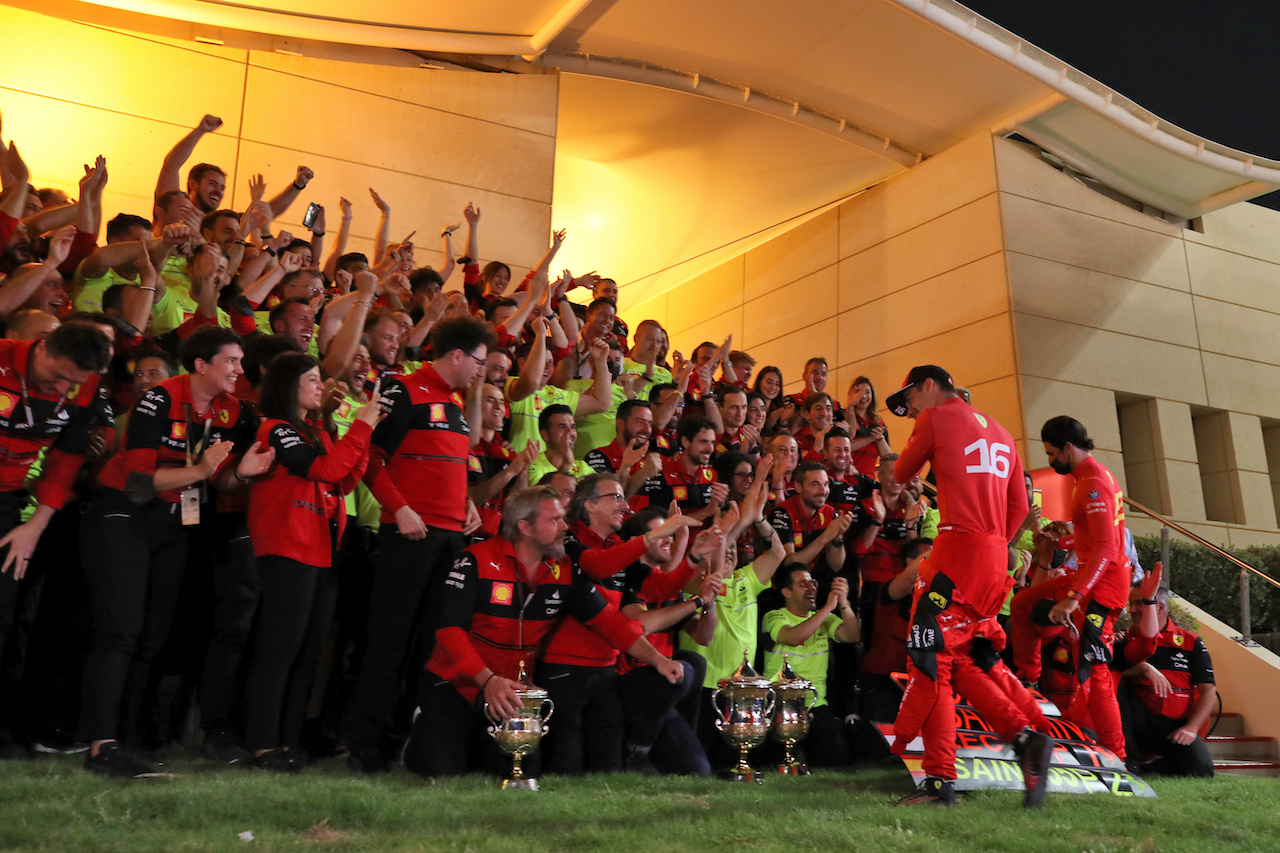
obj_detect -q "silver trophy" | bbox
[770,655,815,776]
[485,661,555,790]
[710,651,777,782]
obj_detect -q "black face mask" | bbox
[607,359,622,380]
[1049,458,1072,475]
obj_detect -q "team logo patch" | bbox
[973,413,988,428]
[66,383,80,399]
[0,391,16,418]
[171,422,187,441]
[533,397,544,412]
[550,562,561,580]
[366,368,378,383]
[1087,612,1104,628]
[928,591,948,609]
[702,469,713,482]
[673,486,688,500]
[1089,490,1101,499]
[794,534,803,547]
[468,456,482,472]
[656,435,670,448]
[218,407,230,425]
[1173,634,1184,646]
[1054,647,1070,663]
[499,445,512,459]
[430,403,446,422]
[337,400,352,418]
[490,582,514,605]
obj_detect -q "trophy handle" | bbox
[540,697,555,723]
[763,687,777,720]
[709,688,727,723]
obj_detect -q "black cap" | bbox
[885,365,954,417]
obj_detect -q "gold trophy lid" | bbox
[717,649,773,690]
[511,659,549,701]
[771,654,813,691]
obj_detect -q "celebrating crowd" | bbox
[0,113,1216,803]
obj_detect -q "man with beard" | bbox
[155,114,312,218]
[770,462,853,573]
[401,485,683,778]
[634,416,727,522]
[584,399,658,497]
[1011,417,1132,766]
[762,568,859,765]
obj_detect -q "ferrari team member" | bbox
[0,322,113,754]
[346,316,491,773]
[82,326,272,778]
[884,365,1053,808]
[1012,417,1132,762]
[1116,565,1216,777]
[401,485,684,778]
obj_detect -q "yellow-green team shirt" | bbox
[575,382,628,460]
[507,380,585,455]
[73,262,134,313]
[621,359,672,402]
[331,392,381,530]
[680,563,769,689]
[762,609,842,707]
[526,453,593,487]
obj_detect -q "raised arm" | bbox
[267,165,313,219]
[573,338,613,416]
[0,226,75,319]
[156,114,222,196]
[369,188,391,264]
[463,202,480,261]
[508,317,547,403]
[323,197,353,282]
[321,271,377,379]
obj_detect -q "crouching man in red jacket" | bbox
[402,484,684,778]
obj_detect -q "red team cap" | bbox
[885,365,954,417]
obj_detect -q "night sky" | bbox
[964,1,1280,209]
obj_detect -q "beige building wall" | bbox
[1,6,556,274]
[623,131,1280,550]
[624,132,1023,454]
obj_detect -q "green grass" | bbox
[0,755,1277,853]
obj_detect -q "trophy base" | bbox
[720,766,766,783]
[502,777,540,791]
[776,762,810,777]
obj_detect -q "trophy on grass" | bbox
[770,655,815,776]
[710,651,776,782]
[485,660,555,790]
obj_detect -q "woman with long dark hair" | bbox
[242,352,381,771]
[752,366,793,432]
[846,375,891,477]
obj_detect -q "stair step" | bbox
[1213,759,1280,778]
[1211,712,1245,737]
[1206,736,1279,761]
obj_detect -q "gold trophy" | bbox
[770,655,815,776]
[710,651,776,783]
[484,661,555,790]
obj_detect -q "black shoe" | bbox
[201,730,251,765]
[1014,728,1055,809]
[896,776,956,806]
[346,744,387,774]
[85,742,161,779]
[625,745,661,777]
[250,748,303,773]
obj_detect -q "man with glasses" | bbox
[347,316,492,773]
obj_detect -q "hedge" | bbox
[1134,536,1280,634]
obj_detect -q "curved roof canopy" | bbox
[50,0,1280,306]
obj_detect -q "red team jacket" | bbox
[1065,455,1131,610]
[0,339,111,509]
[364,364,470,531]
[427,536,643,702]
[248,418,371,566]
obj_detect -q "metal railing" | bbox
[1123,496,1280,646]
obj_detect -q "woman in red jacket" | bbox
[243,352,381,771]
